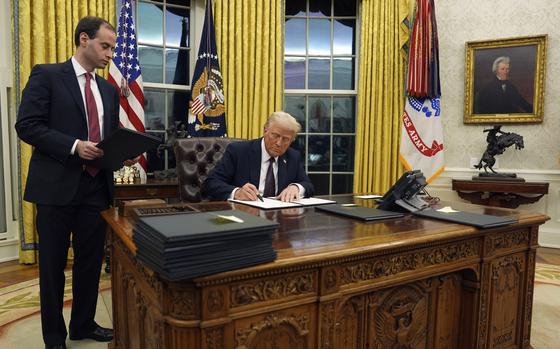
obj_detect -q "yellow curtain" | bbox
[353,0,411,194]
[213,0,283,139]
[16,0,115,264]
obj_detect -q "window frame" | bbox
[133,0,204,172]
[284,0,360,195]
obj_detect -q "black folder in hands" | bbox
[92,128,160,170]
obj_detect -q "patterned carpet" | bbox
[0,264,558,348]
[0,271,112,348]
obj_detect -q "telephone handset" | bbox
[378,170,430,212]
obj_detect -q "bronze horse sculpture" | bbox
[474,126,524,173]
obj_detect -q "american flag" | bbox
[108,0,147,178]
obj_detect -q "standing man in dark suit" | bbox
[476,56,533,114]
[202,111,314,201]
[16,17,123,349]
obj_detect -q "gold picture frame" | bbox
[463,35,547,124]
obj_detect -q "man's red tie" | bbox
[84,73,100,177]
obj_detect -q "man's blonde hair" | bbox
[264,111,301,134]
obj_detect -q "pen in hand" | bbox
[256,193,264,202]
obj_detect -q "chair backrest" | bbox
[174,137,243,202]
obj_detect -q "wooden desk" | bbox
[452,179,549,208]
[103,196,548,349]
[114,178,179,202]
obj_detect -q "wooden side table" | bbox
[451,179,549,208]
[106,178,180,272]
[114,178,180,202]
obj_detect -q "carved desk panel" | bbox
[103,195,548,349]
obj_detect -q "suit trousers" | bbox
[36,171,109,345]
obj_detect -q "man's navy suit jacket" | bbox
[202,138,314,201]
[16,59,120,205]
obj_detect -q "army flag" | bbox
[187,0,226,137]
[399,0,444,183]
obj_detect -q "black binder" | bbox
[92,128,161,170]
[135,210,279,245]
[316,204,404,221]
[413,208,517,228]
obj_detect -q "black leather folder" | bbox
[135,210,279,245]
[91,128,161,170]
[137,249,277,281]
[316,204,404,221]
[412,209,517,228]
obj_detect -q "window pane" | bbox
[285,57,306,89]
[168,0,189,5]
[332,136,354,171]
[166,9,189,48]
[308,96,331,133]
[309,174,329,195]
[285,18,306,55]
[308,19,331,56]
[285,0,306,16]
[144,88,166,130]
[167,90,189,128]
[333,19,355,55]
[290,135,306,160]
[308,58,330,89]
[165,48,189,84]
[285,96,306,131]
[308,135,330,171]
[333,96,356,133]
[146,131,165,172]
[332,174,353,194]
[309,0,331,17]
[138,2,163,45]
[138,45,163,83]
[333,0,357,17]
[333,58,354,90]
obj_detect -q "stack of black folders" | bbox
[316,204,404,221]
[132,209,278,281]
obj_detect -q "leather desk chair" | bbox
[174,137,243,202]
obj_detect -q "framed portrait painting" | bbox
[463,35,547,124]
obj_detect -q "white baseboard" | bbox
[538,228,560,249]
[0,238,19,263]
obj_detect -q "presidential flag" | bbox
[187,0,226,137]
[399,0,444,183]
[108,0,147,178]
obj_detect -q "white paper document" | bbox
[354,194,383,199]
[229,197,336,210]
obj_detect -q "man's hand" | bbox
[234,183,260,201]
[277,184,300,202]
[76,140,104,160]
[123,156,141,167]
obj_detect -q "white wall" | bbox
[434,0,560,247]
[0,0,19,262]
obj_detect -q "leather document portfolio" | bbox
[316,204,404,221]
[135,210,279,245]
[132,209,278,280]
[413,208,517,228]
[92,128,161,170]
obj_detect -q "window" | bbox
[135,0,192,172]
[284,0,358,195]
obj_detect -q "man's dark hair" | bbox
[74,16,116,47]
